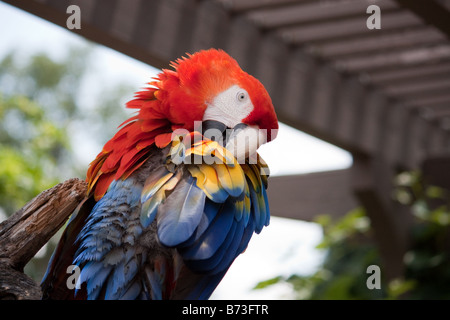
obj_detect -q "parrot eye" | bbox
[236,91,247,102]
[203,85,254,129]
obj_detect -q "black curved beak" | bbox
[202,120,227,139]
[201,120,248,146]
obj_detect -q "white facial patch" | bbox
[225,125,267,163]
[202,85,254,128]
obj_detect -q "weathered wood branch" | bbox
[0,178,87,300]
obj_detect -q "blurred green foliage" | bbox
[0,94,68,214]
[395,171,450,299]
[255,171,450,299]
[0,45,133,281]
[255,209,386,299]
[0,48,81,214]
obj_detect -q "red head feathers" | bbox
[86,48,278,201]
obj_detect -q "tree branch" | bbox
[0,178,87,300]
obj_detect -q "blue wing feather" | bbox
[178,199,235,261]
[212,218,246,273]
[157,175,206,247]
[185,216,245,274]
[177,199,222,249]
[184,218,239,273]
[182,270,228,300]
[120,281,142,300]
[262,186,270,228]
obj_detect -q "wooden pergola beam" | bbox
[351,155,414,279]
[316,26,445,60]
[394,0,450,40]
[369,62,450,85]
[267,169,358,222]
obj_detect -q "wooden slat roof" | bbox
[215,0,450,136]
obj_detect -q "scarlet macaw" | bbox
[41,49,278,300]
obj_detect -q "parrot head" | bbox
[153,49,279,161]
[88,49,278,200]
